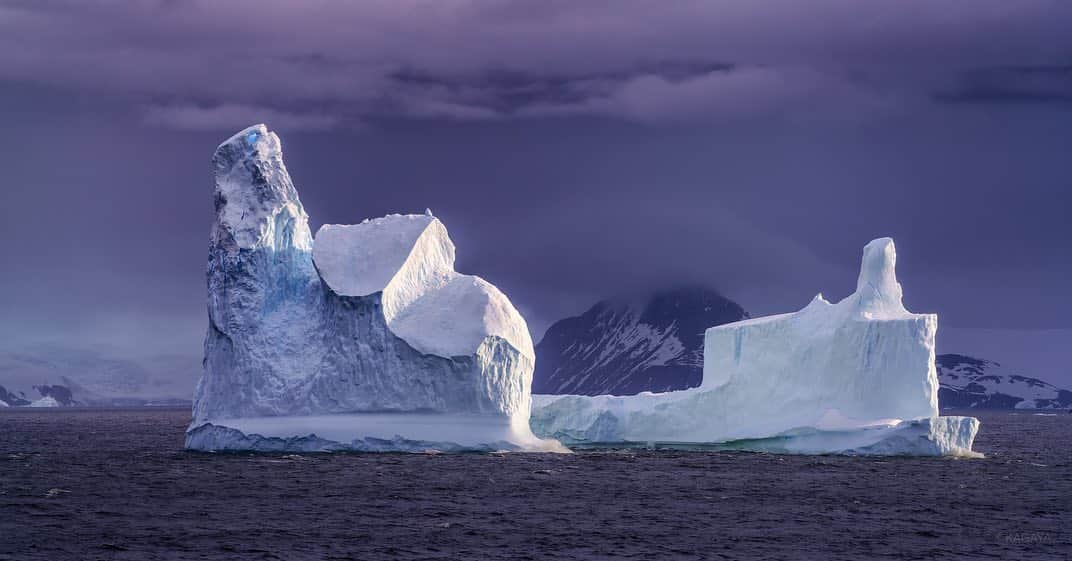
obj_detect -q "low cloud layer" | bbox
[143,104,338,131]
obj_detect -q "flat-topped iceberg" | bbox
[187,124,559,453]
[531,238,980,457]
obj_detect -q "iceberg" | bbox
[531,238,980,456]
[186,125,559,453]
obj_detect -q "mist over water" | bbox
[1,408,1068,560]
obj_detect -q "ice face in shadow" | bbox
[531,238,980,457]
[188,124,558,453]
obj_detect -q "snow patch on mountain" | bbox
[937,354,1071,409]
[533,287,747,396]
[28,396,61,408]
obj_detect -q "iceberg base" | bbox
[186,413,567,453]
[534,415,981,457]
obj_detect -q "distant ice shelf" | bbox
[530,238,981,457]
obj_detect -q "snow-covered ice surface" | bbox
[187,125,557,453]
[314,215,533,359]
[531,238,980,457]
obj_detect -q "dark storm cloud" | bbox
[1,1,1071,384]
[2,0,1070,128]
[937,65,1072,105]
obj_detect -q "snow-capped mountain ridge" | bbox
[533,286,748,396]
[0,347,199,407]
[937,354,1071,409]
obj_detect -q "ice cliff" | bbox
[531,238,980,456]
[186,125,556,452]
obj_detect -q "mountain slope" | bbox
[0,346,198,407]
[533,286,748,395]
[937,354,1071,410]
[0,385,31,407]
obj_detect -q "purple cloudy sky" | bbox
[1,1,1070,385]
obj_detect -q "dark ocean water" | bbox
[1,408,1069,561]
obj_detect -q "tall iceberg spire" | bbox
[211,124,312,252]
[852,237,907,318]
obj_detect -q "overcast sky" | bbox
[1,1,1070,383]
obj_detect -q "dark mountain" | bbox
[33,384,79,406]
[532,286,748,396]
[937,354,1071,410]
[0,385,31,406]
